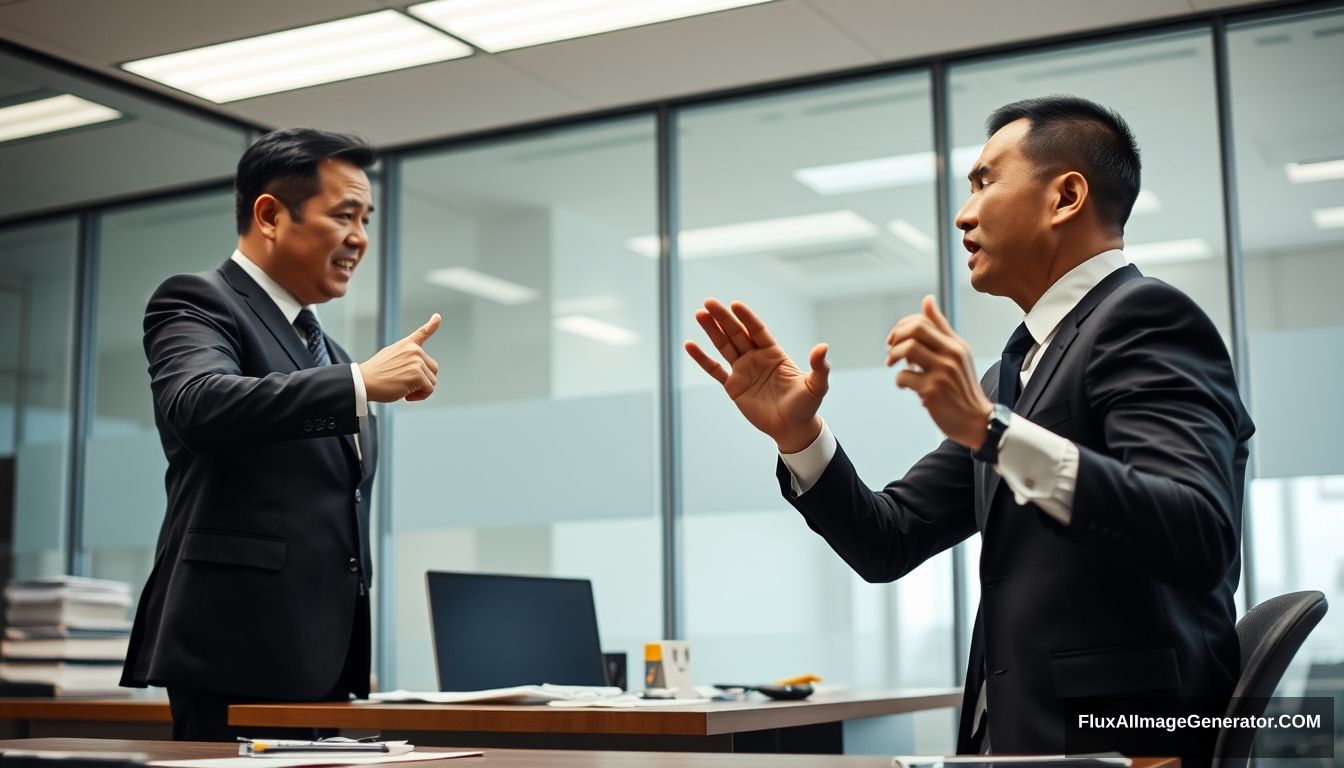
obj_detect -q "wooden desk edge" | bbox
[229,689,965,736]
[0,699,171,723]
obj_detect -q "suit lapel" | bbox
[981,264,1143,516]
[220,260,310,371]
[221,259,364,472]
[326,339,365,472]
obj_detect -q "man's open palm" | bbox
[684,299,829,453]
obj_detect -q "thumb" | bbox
[922,295,953,334]
[806,343,830,398]
[408,313,442,345]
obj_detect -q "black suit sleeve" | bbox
[144,272,358,453]
[779,438,978,583]
[1068,281,1252,592]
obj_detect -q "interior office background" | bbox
[1,0,1341,759]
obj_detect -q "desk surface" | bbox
[0,699,171,723]
[0,737,1181,768]
[229,689,963,736]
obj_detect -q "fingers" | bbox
[408,313,442,346]
[885,338,937,369]
[704,299,753,356]
[684,341,729,386]
[887,313,956,355]
[694,308,737,364]
[730,301,777,349]
[805,343,830,398]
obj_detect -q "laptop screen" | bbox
[425,571,608,691]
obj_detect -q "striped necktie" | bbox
[294,309,331,367]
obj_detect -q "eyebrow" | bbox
[967,164,990,183]
[333,197,375,215]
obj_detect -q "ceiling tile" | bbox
[0,0,381,62]
[228,55,593,146]
[499,0,877,108]
[811,0,1198,62]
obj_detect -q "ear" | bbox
[253,194,284,241]
[1050,171,1088,227]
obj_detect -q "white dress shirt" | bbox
[230,250,368,459]
[779,248,1129,525]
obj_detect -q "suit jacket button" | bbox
[303,420,313,432]
[327,417,336,429]
[348,557,359,573]
[355,489,363,503]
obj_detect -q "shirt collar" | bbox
[1021,248,1129,346]
[230,249,315,326]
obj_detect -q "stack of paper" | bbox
[0,575,133,697]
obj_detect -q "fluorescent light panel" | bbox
[122,10,472,103]
[1312,206,1344,229]
[627,210,877,259]
[1126,238,1212,265]
[794,146,983,196]
[886,219,935,253]
[1285,159,1344,184]
[555,315,638,346]
[426,267,538,304]
[410,0,773,52]
[0,95,121,143]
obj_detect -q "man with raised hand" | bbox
[122,128,441,741]
[686,96,1253,766]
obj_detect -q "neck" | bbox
[1018,232,1122,312]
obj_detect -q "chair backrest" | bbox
[1212,590,1328,768]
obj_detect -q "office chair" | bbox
[1211,590,1328,768]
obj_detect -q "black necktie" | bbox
[997,322,1035,409]
[294,309,331,367]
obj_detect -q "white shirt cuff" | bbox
[350,363,368,419]
[994,412,1078,524]
[779,421,836,496]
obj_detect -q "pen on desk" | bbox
[249,743,389,753]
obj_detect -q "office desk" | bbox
[231,689,963,753]
[0,738,1182,768]
[0,699,171,740]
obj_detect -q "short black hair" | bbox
[985,95,1141,234]
[234,128,377,235]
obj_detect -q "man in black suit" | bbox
[121,128,442,741]
[686,96,1253,766]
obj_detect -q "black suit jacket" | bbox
[121,258,377,700]
[779,266,1253,761]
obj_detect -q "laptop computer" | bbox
[425,571,608,691]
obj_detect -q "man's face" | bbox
[271,158,373,306]
[954,118,1055,303]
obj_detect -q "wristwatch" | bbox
[972,403,1013,464]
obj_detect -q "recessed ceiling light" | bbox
[627,210,877,259]
[886,219,935,254]
[410,0,774,53]
[426,267,538,304]
[1126,238,1212,265]
[122,10,473,103]
[1311,206,1344,229]
[555,315,638,346]
[1285,159,1344,184]
[0,94,121,144]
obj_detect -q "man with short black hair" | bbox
[121,128,442,740]
[687,95,1252,766]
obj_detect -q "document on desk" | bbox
[891,756,1130,768]
[365,684,624,705]
[151,752,481,768]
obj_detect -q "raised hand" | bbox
[359,313,442,403]
[684,298,829,453]
[885,296,993,449]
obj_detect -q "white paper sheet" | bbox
[151,751,481,768]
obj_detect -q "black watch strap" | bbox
[972,404,1012,463]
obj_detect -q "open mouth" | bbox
[963,238,981,255]
[333,256,358,275]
